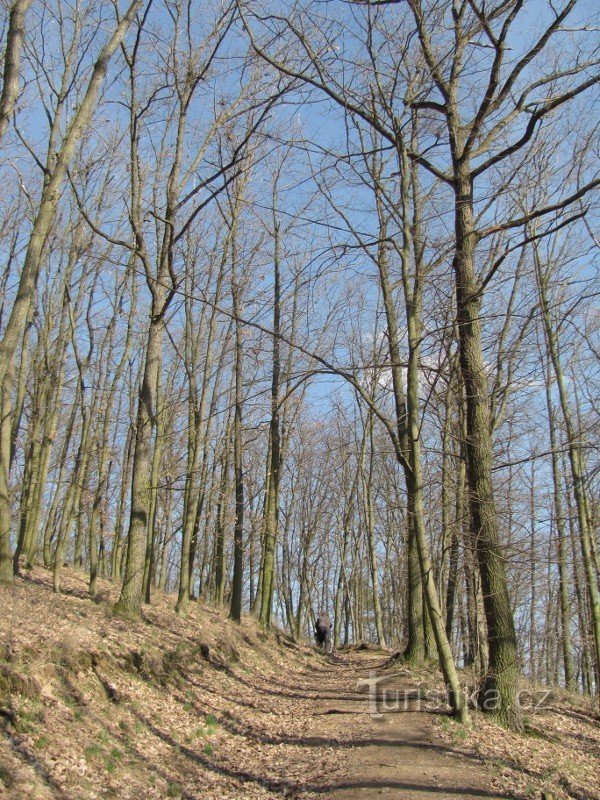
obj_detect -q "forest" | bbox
[0,0,599,740]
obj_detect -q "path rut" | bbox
[284,652,508,800]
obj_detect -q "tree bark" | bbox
[452,164,520,727]
[259,217,282,627]
[0,1,33,144]
[114,308,163,617]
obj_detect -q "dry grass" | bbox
[0,567,338,799]
[435,682,600,800]
[1,568,599,800]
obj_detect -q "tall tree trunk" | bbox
[403,259,468,721]
[361,406,387,648]
[114,308,163,617]
[143,359,165,604]
[0,364,13,583]
[42,390,79,568]
[445,438,464,641]
[53,400,93,593]
[372,208,424,663]
[259,219,282,627]
[452,164,520,727]
[535,244,600,693]
[176,256,227,614]
[229,236,245,622]
[112,421,134,583]
[214,438,230,606]
[545,385,575,690]
[529,464,537,683]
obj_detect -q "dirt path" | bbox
[3,573,599,799]
[1,572,514,799]
[279,651,508,800]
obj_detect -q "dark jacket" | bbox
[315,613,331,631]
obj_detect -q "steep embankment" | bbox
[1,570,599,800]
[1,568,338,799]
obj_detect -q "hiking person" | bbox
[314,610,332,653]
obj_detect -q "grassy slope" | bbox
[434,679,600,800]
[0,567,337,800]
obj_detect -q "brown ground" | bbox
[282,658,508,800]
[1,569,598,800]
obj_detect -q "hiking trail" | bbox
[254,650,507,799]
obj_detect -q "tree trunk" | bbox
[546,386,575,690]
[453,166,521,727]
[258,222,282,627]
[0,364,13,583]
[229,240,245,623]
[114,310,163,617]
[0,1,33,144]
[143,359,164,604]
[445,442,464,641]
[535,245,600,693]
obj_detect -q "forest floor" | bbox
[1,569,599,800]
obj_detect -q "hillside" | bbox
[1,571,599,800]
